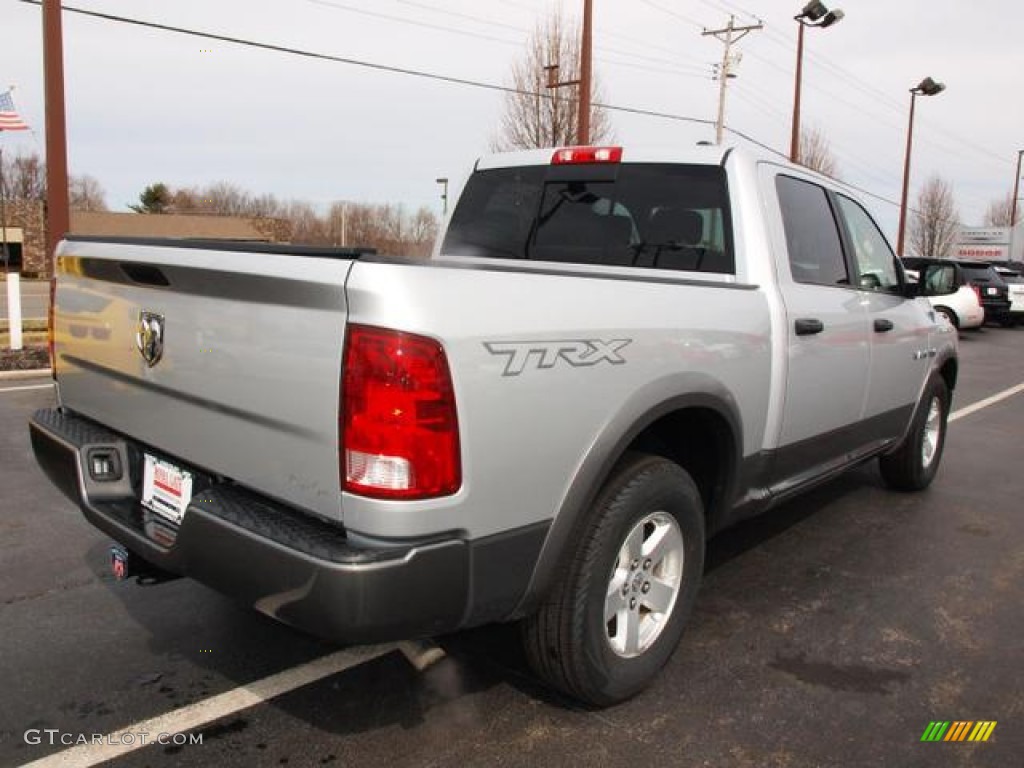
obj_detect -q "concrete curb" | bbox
[0,368,51,381]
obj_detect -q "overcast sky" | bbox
[2,0,1020,240]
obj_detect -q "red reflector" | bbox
[342,325,461,500]
[551,146,623,165]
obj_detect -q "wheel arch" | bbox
[512,376,743,618]
[933,304,959,328]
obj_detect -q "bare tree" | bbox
[797,126,841,179]
[125,177,438,256]
[492,10,612,151]
[0,151,46,200]
[69,174,108,211]
[1,151,108,210]
[984,192,1013,227]
[909,176,960,259]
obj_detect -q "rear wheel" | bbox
[522,453,705,706]
[879,375,949,491]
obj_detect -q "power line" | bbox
[14,0,983,220]
[306,0,524,46]
[308,0,707,77]
[644,0,1014,176]
[635,0,708,30]
[16,0,716,127]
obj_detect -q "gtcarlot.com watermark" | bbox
[24,729,203,747]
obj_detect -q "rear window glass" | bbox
[959,265,999,282]
[441,164,735,274]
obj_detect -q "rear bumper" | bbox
[981,299,1012,320]
[29,407,479,643]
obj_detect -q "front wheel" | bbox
[879,375,950,491]
[521,453,705,706]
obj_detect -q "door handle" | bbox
[794,318,825,336]
[874,318,894,333]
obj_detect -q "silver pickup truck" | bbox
[30,145,957,706]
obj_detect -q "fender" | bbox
[888,333,958,452]
[511,372,744,618]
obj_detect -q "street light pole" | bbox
[436,178,449,216]
[1011,149,1023,228]
[790,22,805,163]
[896,77,945,257]
[789,2,844,163]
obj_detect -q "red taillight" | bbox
[551,146,623,165]
[48,277,56,379]
[970,284,982,304]
[341,324,461,499]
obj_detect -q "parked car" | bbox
[904,261,985,330]
[994,266,1024,325]
[903,258,1012,327]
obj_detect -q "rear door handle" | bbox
[874,318,895,333]
[794,318,825,336]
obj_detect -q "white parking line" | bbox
[0,383,53,394]
[20,644,399,768]
[950,381,1024,423]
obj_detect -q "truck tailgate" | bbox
[53,239,353,521]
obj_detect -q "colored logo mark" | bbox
[921,721,997,742]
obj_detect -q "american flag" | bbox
[0,90,30,131]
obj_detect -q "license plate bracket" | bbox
[141,454,194,525]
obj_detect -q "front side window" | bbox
[775,176,849,287]
[836,195,900,293]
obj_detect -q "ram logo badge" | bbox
[485,339,631,376]
[135,311,165,367]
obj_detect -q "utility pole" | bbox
[544,63,579,147]
[703,16,763,145]
[578,0,593,145]
[43,0,70,266]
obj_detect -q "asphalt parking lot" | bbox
[1,327,1022,768]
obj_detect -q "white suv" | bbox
[910,263,985,330]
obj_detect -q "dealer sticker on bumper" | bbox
[142,454,193,525]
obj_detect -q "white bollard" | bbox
[6,272,23,351]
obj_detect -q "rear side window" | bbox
[959,265,1000,284]
[923,264,956,296]
[775,175,849,287]
[441,164,735,274]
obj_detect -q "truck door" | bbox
[833,193,930,437]
[769,174,871,484]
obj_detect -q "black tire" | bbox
[879,375,950,492]
[521,453,705,706]
[934,306,958,328]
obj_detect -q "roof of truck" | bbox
[475,143,735,170]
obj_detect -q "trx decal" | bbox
[485,339,632,377]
